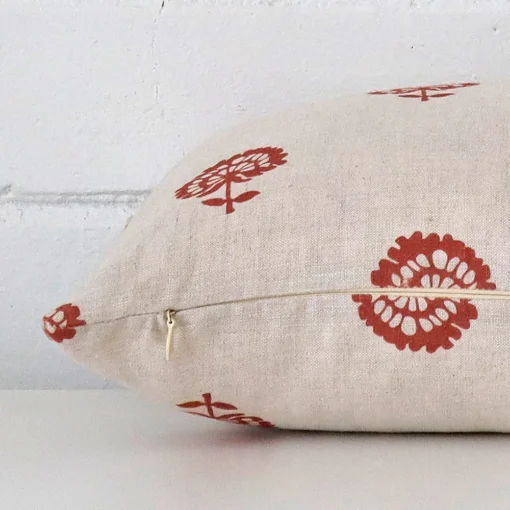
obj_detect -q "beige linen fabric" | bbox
[43,81,510,431]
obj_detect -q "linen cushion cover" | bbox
[43,81,510,432]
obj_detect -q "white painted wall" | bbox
[1,0,509,388]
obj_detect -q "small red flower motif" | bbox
[175,147,288,215]
[177,392,275,428]
[42,304,86,343]
[353,232,496,353]
[369,82,479,102]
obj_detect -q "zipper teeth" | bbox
[173,287,510,314]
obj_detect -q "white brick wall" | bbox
[1,0,509,388]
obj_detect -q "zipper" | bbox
[165,310,177,361]
[163,286,510,360]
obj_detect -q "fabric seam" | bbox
[80,286,510,327]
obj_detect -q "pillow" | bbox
[43,81,510,432]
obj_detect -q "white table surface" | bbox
[2,391,509,510]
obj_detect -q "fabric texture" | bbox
[43,81,510,432]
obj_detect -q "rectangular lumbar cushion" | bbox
[43,81,510,432]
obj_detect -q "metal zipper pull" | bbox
[165,310,176,361]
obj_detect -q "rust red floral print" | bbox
[43,303,86,343]
[369,82,479,102]
[175,147,288,215]
[177,392,275,427]
[353,232,496,353]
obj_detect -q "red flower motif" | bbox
[353,232,496,353]
[369,82,479,102]
[175,147,288,215]
[177,392,275,428]
[42,304,86,343]
[221,415,274,427]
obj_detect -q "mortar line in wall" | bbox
[0,186,151,206]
